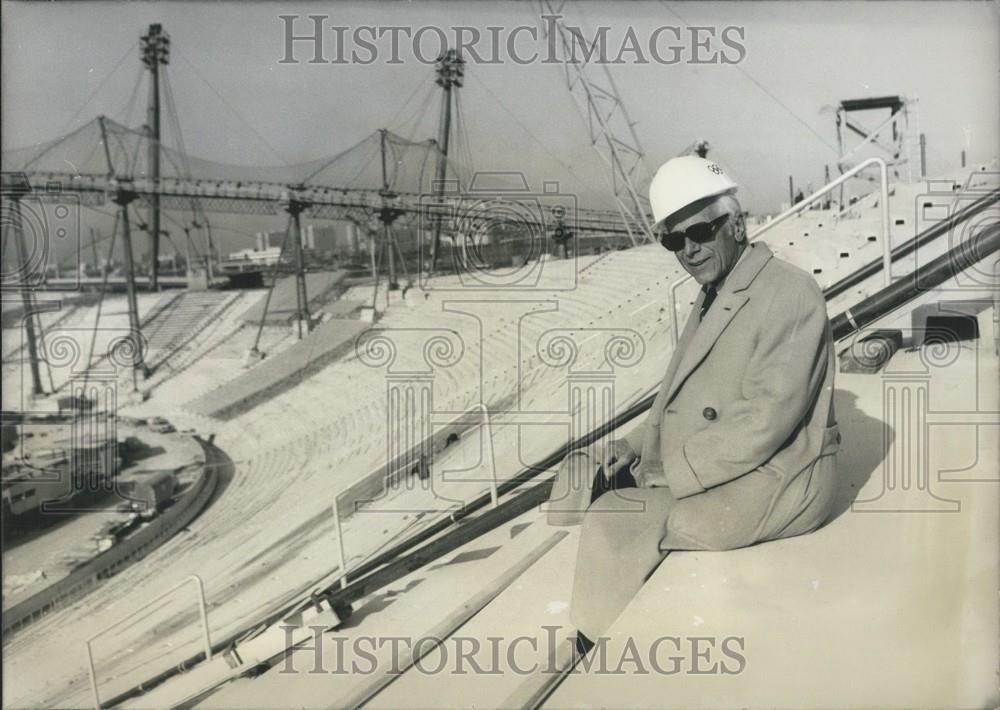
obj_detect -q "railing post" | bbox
[84,575,210,710]
[193,575,213,663]
[332,495,349,589]
[86,641,101,709]
[878,159,892,287]
[476,403,499,508]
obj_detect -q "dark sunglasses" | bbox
[658,213,731,252]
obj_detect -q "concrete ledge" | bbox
[186,317,368,420]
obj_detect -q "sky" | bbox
[2,0,998,253]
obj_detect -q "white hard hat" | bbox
[648,156,738,226]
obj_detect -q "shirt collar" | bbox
[707,242,751,293]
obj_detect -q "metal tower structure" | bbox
[540,1,654,245]
[835,95,918,180]
[111,181,145,392]
[248,187,313,360]
[2,26,656,399]
[378,128,406,292]
[428,49,465,273]
[141,23,170,291]
[285,187,312,339]
[2,175,45,396]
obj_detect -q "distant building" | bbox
[346,223,364,254]
[305,223,368,256]
[228,246,283,266]
[2,415,119,517]
[305,225,338,252]
[255,231,285,251]
[250,222,370,262]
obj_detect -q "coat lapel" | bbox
[661,242,774,407]
[663,292,748,405]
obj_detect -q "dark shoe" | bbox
[574,632,595,657]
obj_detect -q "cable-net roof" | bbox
[2,117,455,195]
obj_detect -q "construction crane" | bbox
[540,0,656,246]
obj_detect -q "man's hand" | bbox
[601,439,638,480]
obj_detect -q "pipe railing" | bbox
[84,574,210,709]
[831,220,1000,341]
[667,157,891,345]
[823,188,998,301]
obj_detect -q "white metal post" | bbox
[84,574,211,709]
[332,495,348,590]
[476,403,499,508]
[878,159,892,282]
[86,641,101,709]
[193,575,212,662]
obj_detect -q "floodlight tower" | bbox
[141,23,170,291]
[428,49,465,273]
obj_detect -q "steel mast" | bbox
[141,23,170,291]
[540,2,654,244]
[428,49,465,274]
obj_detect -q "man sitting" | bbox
[566,156,841,646]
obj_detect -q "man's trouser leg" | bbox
[569,480,676,641]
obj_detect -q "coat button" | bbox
[702,407,717,421]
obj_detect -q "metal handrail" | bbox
[84,574,211,709]
[666,157,891,345]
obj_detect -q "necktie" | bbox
[699,286,717,321]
